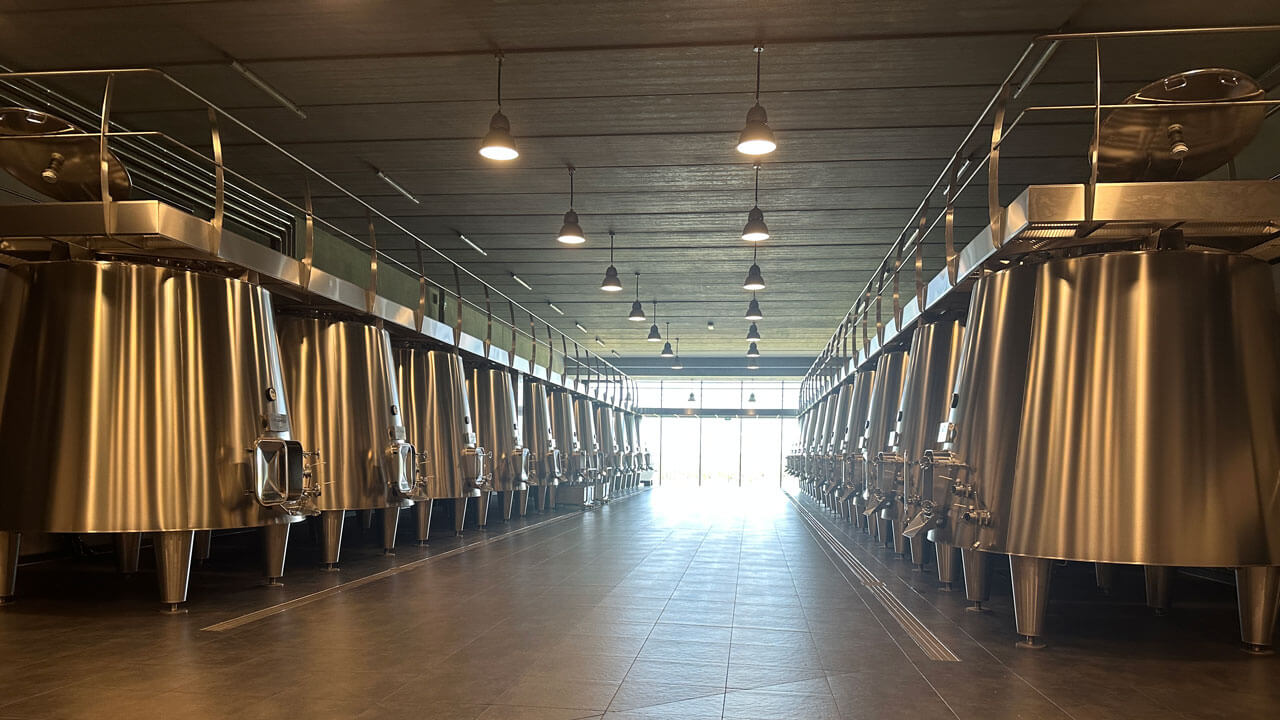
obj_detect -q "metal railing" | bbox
[0,67,638,407]
[798,23,1280,408]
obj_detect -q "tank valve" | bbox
[1167,123,1189,159]
[41,153,65,184]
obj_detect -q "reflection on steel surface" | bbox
[1007,250,1280,566]
[396,347,484,500]
[573,395,600,482]
[1098,69,1265,182]
[277,315,421,512]
[861,349,910,539]
[468,367,528,493]
[0,107,131,201]
[522,378,561,487]
[936,265,1039,555]
[549,388,582,481]
[885,315,966,563]
[0,260,312,532]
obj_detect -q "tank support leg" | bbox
[1145,566,1174,615]
[453,497,468,536]
[381,507,400,555]
[1235,566,1280,655]
[262,523,289,586]
[502,490,516,521]
[320,510,344,570]
[193,530,213,566]
[548,485,557,509]
[153,530,194,613]
[962,548,991,613]
[416,500,433,546]
[1010,555,1053,649]
[114,532,142,575]
[0,531,19,604]
[534,486,545,512]
[517,488,528,517]
[476,492,491,528]
[935,541,960,590]
[1095,563,1115,595]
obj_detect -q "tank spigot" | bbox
[41,153,65,184]
[1167,123,1188,158]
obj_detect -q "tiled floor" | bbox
[0,487,1276,719]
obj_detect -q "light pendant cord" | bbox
[634,272,641,300]
[568,166,575,209]
[754,163,760,204]
[754,45,763,101]
[496,52,503,110]
[609,230,615,262]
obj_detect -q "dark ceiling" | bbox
[1,0,1278,371]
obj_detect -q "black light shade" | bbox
[671,356,683,370]
[745,296,763,321]
[601,265,622,292]
[688,392,696,403]
[748,392,757,403]
[743,263,766,291]
[660,341,674,358]
[746,323,762,342]
[479,111,519,160]
[628,300,646,321]
[737,103,776,155]
[746,342,760,358]
[557,209,585,244]
[647,323,662,341]
[741,205,769,242]
[747,358,760,370]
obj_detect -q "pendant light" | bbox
[628,272,646,320]
[479,52,519,161]
[660,323,674,357]
[688,391,697,403]
[743,246,766,291]
[671,338,683,370]
[736,46,777,156]
[600,230,622,291]
[741,163,770,242]
[646,301,662,341]
[557,165,586,244]
[747,358,760,371]
[747,392,757,404]
[746,323,762,342]
[745,293,763,321]
[746,342,760,358]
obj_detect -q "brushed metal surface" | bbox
[522,378,561,487]
[549,388,582,481]
[276,315,420,512]
[1007,249,1280,565]
[396,347,484,500]
[861,349,910,499]
[840,369,877,500]
[573,394,600,482]
[468,367,528,493]
[1098,69,1265,182]
[0,260,307,532]
[596,403,619,481]
[939,265,1039,552]
[889,316,966,538]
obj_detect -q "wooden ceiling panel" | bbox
[0,0,1275,365]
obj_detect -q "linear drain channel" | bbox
[787,493,961,662]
